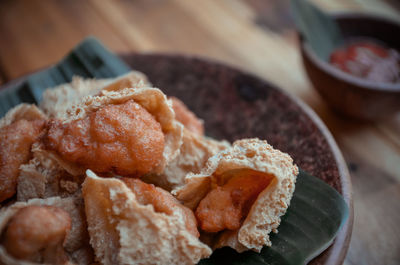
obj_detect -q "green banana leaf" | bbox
[0,37,130,117]
[291,0,344,61]
[198,170,349,265]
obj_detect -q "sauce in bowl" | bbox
[330,39,400,84]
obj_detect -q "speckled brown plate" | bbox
[0,53,352,265]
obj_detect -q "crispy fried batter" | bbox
[174,138,298,251]
[195,169,273,232]
[40,71,150,119]
[0,120,45,202]
[122,178,199,238]
[44,100,165,176]
[170,97,204,135]
[3,205,71,264]
[82,170,211,265]
[143,129,230,191]
[0,196,94,265]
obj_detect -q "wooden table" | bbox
[0,1,399,264]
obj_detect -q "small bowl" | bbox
[300,13,400,120]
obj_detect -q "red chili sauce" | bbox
[330,40,400,84]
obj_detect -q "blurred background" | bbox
[0,0,399,264]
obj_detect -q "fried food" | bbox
[44,100,165,176]
[196,169,273,232]
[0,196,92,265]
[0,73,299,264]
[17,145,84,201]
[143,128,230,190]
[0,119,45,202]
[43,83,183,176]
[40,71,150,119]
[173,138,298,252]
[170,97,204,135]
[0,104,47,129]
[3,205,71,264]
[82,170,211,265]
[99,71,150,92]
[122,178,199,237]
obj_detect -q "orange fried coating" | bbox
[3,205,71,264]
[170,97,204,135]
[122,178,200,238]
[195,169,273,233]
[0,119,45,202]
[44,100,165,176]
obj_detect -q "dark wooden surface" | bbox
[1,1,400,265]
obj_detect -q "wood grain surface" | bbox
[0,0,399,264]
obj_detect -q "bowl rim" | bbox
[301,12,400,92]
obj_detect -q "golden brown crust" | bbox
[174,138,298,252]
[0,104,46,129]
[44,83,183,176]
[0,120,45,202]
[0,105,47,203]
[44,100,166,176]
[170,97,204,135]
[40,71,149,119]
[82,170,211,265]
[40,77,108,119]
[229,139,298,250]
[17,142,82,201]
[121,177,200,238]
[99,71,150,93]
[143,129,230,190]
[3,205,71,263]
[0,196,93,265]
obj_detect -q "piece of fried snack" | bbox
[82,170,212,265]
[0,104,47,203]
[40,71,149,119]
[0,104,46,129]
[143,128,230,190]
[41,78,183,177]
[0,196,93,265]
[0,104,77,202]
[44,99,165,176]
[173,138,298,252]
[170,97,204,135]
[17,143,82,201]
[3,205,71,264]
